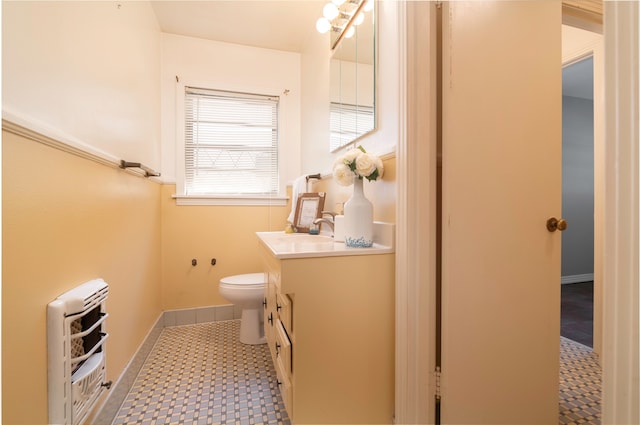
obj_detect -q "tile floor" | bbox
[559,281,600,424]
[112,320,601,425]
[559,337,601,425]
[112,321,289,425]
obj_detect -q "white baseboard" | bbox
[561,273,594,285]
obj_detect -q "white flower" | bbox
[355,153,376,177]
[332,145,384,185]
[333,163,356,186]
[333,156,347,171]
[342,148,361,164]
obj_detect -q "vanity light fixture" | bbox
[315,0,371,48]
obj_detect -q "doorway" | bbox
[561,56,595,348]
[557,25,604,425]
[560,23,604,355]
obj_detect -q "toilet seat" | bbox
[219,273,265,289]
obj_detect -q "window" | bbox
[184,87,279,196]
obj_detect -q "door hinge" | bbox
[435,366,442,401]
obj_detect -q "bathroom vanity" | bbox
[257,228,395,424]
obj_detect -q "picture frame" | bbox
[293,192,326,233]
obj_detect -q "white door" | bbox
[441,2,562,424]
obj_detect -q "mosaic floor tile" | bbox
[559,337,601,425]
[112,321,290,425]
[112,322,600,425]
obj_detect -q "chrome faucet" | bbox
[313,217,335,232]
[313,211,336,233]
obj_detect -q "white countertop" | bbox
[256,222,395,259]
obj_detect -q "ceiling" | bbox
[152,3,594,99]
[150,1,324,53]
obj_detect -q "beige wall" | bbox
[2,1,161,167]
[3,3,162,422]
[160,184,291,310]
[2,131,163,425]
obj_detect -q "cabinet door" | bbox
[275,356,293,418]
[276,292,293,337]
[264,279,277,362]
[275,320,292,375]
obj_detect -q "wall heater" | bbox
[48,279,111,425]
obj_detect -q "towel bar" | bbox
[119,160,160,178]
[306,173,321,182]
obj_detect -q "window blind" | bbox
[184,87,279,195]
[330,102,375,151]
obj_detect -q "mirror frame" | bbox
[331,0,369,51]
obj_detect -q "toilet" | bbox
[218,273,266,345]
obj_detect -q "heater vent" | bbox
[48,279,110,425]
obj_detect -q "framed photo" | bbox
[293,192,326,233]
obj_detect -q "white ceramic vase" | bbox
[343,178,373,247]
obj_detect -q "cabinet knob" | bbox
[263,298,267,308]
[268,312,273,325]
[276,303,282,312]
[276,342,281,355]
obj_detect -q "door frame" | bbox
[601,3,639,423]
[395,1,639,423]
[395,2,437,423]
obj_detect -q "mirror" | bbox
[329,1,376,152]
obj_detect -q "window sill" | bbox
[172,194,289,206]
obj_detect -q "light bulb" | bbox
[323,2,339,20]
[364,0,374,12]
[341,1,357,13]
[316,17,331,34]
[345,26,355,38]
[353,12,364,26]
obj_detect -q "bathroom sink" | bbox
[268,234,335,252]
[274,234,334,244]
[256,228,395,259]
[255,232,336,258]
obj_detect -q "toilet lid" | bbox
[220,273,266,286]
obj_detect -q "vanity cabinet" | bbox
[263,260,294,412]
[260,242,395,424]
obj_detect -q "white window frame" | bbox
[174,80,289,206]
